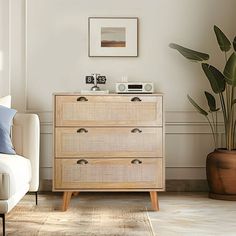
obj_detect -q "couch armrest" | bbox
[12,113,40,192]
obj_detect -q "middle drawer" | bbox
[55,127,163,158]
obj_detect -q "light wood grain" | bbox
[62,191,72,211]
[150,191,159,211]
[55,158,163,189]
[55,95,163,126]
[53,94,165,211]
[55,127,163,158]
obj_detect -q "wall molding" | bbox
[35,109,224,125]
[40,166,207,186]
[39,120,223,135]
[21,0,223,182]
[24,0,28,112]
[0,0,11,95]
[7,0,11,95]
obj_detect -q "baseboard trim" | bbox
[166,180,209,192]
[39,180,209,192]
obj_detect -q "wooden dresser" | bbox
[53,93,165,211]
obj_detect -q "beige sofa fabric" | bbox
[12,113,40,192]
[0,155,31,200]
[0,112,39,214]
[0,173,10,200]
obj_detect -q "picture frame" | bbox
[88,17,138,57]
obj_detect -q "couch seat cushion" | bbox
[0,154,31,200]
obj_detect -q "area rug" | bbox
[6,195,154,236]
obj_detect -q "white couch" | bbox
[0,113,40,236]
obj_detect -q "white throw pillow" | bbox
[0,95,11,108]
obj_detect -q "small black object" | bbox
[77,128,88,133]
[131,159,142,164]
[0,214,5,236]
[85,76,95,84]
[97,76,106,84]
[131,128,142,133]
[77,159,89,165]
[131,97,142,102]
[35,192,38,205]
[77,97,88,102]
[85,74,107,91]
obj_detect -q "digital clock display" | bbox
[128,84,143,89]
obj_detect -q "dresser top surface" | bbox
[53,92,164,96]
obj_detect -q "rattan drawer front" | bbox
[55,127,163,158]
[55,158,163,189]
[55,95,162,126]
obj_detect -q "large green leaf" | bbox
[223,52,236,86]
[169,43,209,62]
[187,95,208,116]
[214,25,231,52]
[204,91,219,112]
[233,36,236,51]
[202,63,226,93]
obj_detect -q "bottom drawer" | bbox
[54,158,163,189]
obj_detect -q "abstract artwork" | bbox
[88,17,138,57]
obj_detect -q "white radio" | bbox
[116,82,154,94]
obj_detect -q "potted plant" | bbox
[170,25,236,200]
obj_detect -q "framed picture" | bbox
[88,17,138,57]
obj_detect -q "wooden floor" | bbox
[4,192,236,235]
[148,192,236,236]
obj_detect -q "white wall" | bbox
[0,0,10,96]
[2,0,236,182]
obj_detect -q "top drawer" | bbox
[55,95,163,126]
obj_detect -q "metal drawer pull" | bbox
[77,96,88,102]
[131,97,142,102]
[77,159,88,165]
[77,128,88,133]
[131,128,142,133]
[131,159,142,164]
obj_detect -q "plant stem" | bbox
[224,51,231,150]
[206,116,216,149]
[215,111,218,148]
[233,119,236,148]
[227,89,232,150]
[224,53,230,123]
[211,111,216,140]
[226,85,230,121]
[230,86,235,149]
[227,81,235,150]
[224,52,228,62]
[219,92,228,148]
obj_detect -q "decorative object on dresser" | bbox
[53,93,165,211]
[116,82,154,94]
[85,73,106,91]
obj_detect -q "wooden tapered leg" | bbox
[62,191,72,211]
[149,191,159,211]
